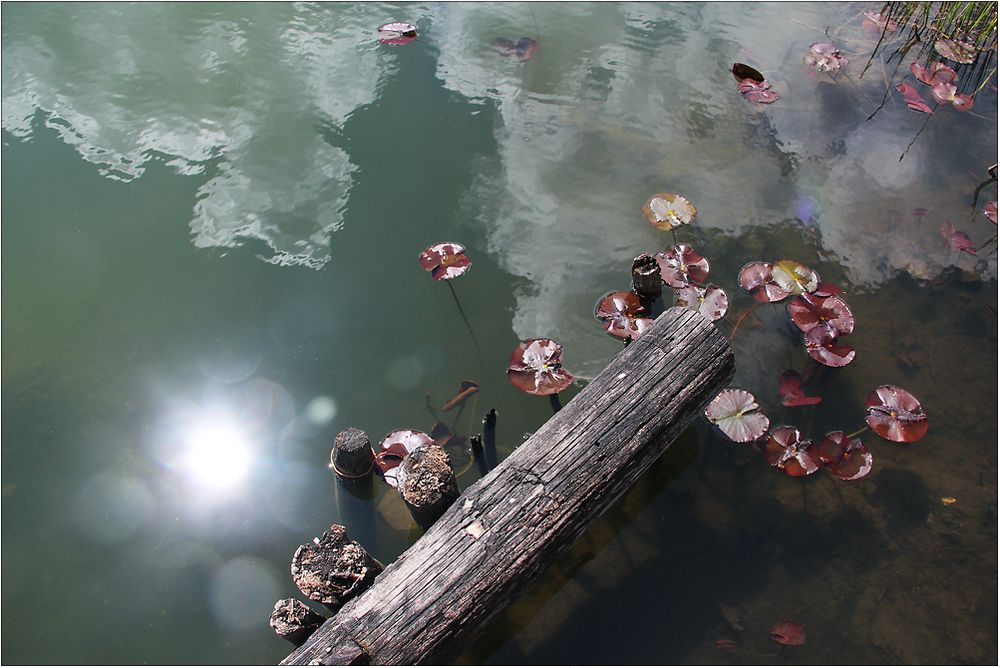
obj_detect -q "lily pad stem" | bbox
[845,426,869,439]
[447,280,483,376]
[548,393,563,414]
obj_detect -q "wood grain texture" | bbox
[282,307,734,666]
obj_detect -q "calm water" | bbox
[2,2,997,664]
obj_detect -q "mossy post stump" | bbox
[330,428,374,479]
[269,599,326,647]
[631,252,663,300]
[282,308,734,666]
[397,444,459,529]
[290,524,384,614]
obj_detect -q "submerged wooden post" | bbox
[282,308,733,666]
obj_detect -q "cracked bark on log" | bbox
[282,307,733,666]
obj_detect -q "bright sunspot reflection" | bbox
[178,416,254,493]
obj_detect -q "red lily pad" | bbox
[655,244,710,288]
[985,201,997,224]
[376,429,434,487]
[377,22,417,45]
[941,221,977,255]
[896,83,934,113]
[788,294,855,336]
[732,63,765,82]
[812,282,842,297]
[515,37,539,61]
[816,431,873,480]
[704,389,770,443]
[507,338,575,396]
[911,61,957,86]
[595,291,654,339]
[865,385,928,443]
[771,260,819,296]
[804,42,848,72]
[738,261,789,303]
[934,38,976,64]
[765,427,820,477]
[676,284,728,321]
[441,380,480,411]
[642,192,697,230]
[419,242,471,280]
[738,78,780,104]
[770,620,807,645]
[930,82,974,111]
[863,11,897,31]
[778,369,822,407]
[804,323,855,367]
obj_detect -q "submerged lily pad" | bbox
[941,221,977,254]
[738,78,780,104]
[788,294,855,336]
[771,260,819,295]
[778,369,822,407]
[804,323,855,367]
[911,61,957,86]
[655,244,710,288]
[863,11,898,31]
[770,620,807,646]
[419,242,471,280]
[376,430,434,487]
[675,284,729,321]
[816,431,873,480]
[704,389,770,443]
[516,37,539,61]
[985,201,997,224]
[865,385,928,443]
[896,83,934,113]
[642,192,697,230]
[765,427,820,476]
[934,38,976,64]
[507,338,574,396]
[377,22,418,45]
[595,291,654,339]
[739,261,789,303]
[804,42,848,72]
[441,380,480,411]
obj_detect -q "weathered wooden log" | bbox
[290,524,384,613]
[330,428,374,479]
[282,307,733,666]
[397,444,460,529]
[270,599,326,647]
[631,252,662,300]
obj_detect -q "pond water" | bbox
[2,2,997,664]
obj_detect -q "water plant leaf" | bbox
[803,42,848,72]
[515,37,539,61]
[507,338,575,396]
[441,379,480,411]
[816,431,873,480]
[642,192,697,230]
[654,244,710,288]
[732,63,765,82]
[788,294,855,336]
[985,201,998,224]
[910,61,958,86]
[941,221,977,254]
[377,22,418,45]
[778,369,822,407]
[764,427,819,476]
[812,282,842,297]
[676,284,729,321]
[804,322,855,367]
[738,261,789,302]
[704,389,770,443]
[376,429,434,487]
[771,260,820,295]
[419,242,471,280]
[863,11,898,31]
[738,78,780,104]
[595,291,654,339]
[865,385,928,442]
[930,83,974,111]
[490,37,517,57]
[895,83,934,113]
[770,620,807,645]
[934,38,976,64]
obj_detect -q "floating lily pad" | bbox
[765,427,820,476]
[863,11,898,31]
[377,22,417,45]
[704,389,770,443]
[934,38,976,64]
[804,323,855,367]
[419,242,471,280]
[595,291,654,339]
[738,78,780,104]
[812,282,842,297]
[771,260,819,295]
[770,620,807,645]
[788,294,855,336]
[804,42,848,72]
[778,369,822,407]
[507,338,574,396]
[911,61,957,86]
[816,431,873,480]
[941,221,977,254]
[738,261,789,303]
[985,201,998,224]
[376,430,433,487]
[896,83,934,113]
[675,284,729,321]
[655,244,710,288]
[865,385,928,443]
[642,192,697,230]
[930,83,974,111]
